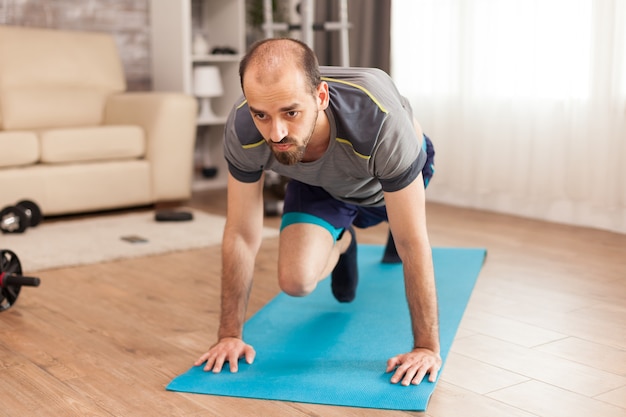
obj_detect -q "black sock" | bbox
[381,230,402,264]
[331,226,358,303]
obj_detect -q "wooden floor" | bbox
[1,188,625,416]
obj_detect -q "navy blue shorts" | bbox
[281,135,435,240]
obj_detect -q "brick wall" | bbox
[0,0,151,91]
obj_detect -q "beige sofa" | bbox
[0,26,197,216]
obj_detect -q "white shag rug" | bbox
[0,210,279,272]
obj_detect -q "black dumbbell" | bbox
[0,200,42,234]
[0,249,41,312]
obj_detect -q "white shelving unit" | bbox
[150,0,246,190]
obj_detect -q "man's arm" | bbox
[383,175,442,385]
[195,172,265,373]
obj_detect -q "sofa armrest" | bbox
[104,92,197,201]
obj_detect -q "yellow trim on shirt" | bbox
[336,138,371,160]
[321,77,388,114]
[242,139,265,149]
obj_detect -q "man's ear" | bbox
[317,81,330,110]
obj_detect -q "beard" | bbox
[271,112,318,166]
[272,137,307,165]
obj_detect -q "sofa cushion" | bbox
[0,26,126,130]
[0,26,125,90]
[0,131,39,168]
[39,125,145,164]
[1,88,108,130]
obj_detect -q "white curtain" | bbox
[391,0,626,234]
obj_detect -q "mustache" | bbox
[272,136,297,145]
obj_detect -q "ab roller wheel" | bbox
[0,250,41,312]
[1,200,43,234]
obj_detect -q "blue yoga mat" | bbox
[167,245,487,411]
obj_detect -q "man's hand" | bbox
[194,337,256,373]
[386,348,442,386]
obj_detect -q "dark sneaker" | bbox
[331,226,358,302]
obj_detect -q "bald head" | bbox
[239,38,321,95]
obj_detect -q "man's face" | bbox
[244,67,321,165]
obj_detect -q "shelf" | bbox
[150,0,245,192]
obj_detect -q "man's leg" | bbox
[277,181,359,301]
[277,219,352,297]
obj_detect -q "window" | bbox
[393,0,596,99]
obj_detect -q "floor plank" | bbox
[534,337,626,376]
[441,352,529,395]
[595,385,626,409]
[426,382,538,417]
[487,380,626,417]
[452,334,626,397]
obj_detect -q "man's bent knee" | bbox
[278,272,318,297]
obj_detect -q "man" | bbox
[195,38,440,386]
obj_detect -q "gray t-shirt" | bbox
[224,66,426,207]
